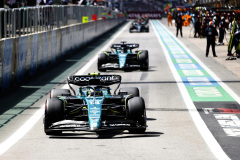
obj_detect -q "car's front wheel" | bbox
[44,98,64,135]
[98,53,107,72]
[138,50,149,71]
[127,97,146,133]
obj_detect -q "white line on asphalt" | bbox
[0,21,130,156]
[151,20,231,160]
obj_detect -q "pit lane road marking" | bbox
[151,20,231,160]
[203,108,240,137]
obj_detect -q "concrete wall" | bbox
[0,17,125,91]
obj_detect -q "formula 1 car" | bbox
[44,73,147,135]
[97,41,149,71]
[129,19,149,33]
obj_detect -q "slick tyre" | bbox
[44,98,64,135]
[146,27,149,32]
[127,97,146,133]
[119,87,140,97]
[50,89,71,98]
[138,50,149,71]
[98,53,107,72]
[138,50,148,62]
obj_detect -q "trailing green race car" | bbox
[44,73,147,135]
[129,20,149,33]
[98,41,149,71]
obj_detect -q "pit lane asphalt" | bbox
[0,18,238,159]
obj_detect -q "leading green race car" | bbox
[44,73,147,135]
[98,41,149,71]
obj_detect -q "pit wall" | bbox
[0,18,125,91]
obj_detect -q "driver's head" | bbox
[87,88,102,96]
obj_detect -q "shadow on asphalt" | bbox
[49,130,163,139]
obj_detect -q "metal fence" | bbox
[0,5,116,39]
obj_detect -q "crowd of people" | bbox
[1,0,99,8]
[167,8,240,58]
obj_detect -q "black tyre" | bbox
[146,27,149,32]
[98,53,107,72]
[44,98,64,135]
[138,50,148,63]
[140,60,149,71]
[138,50,149,71]
[50,89,71,98]
[127,97,146,133]
[119,87,139,97]
[129,27,133,33]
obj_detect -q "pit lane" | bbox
[1,19,239,159]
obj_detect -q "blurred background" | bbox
[1,1,240,16]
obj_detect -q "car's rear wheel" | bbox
[119,87,139,97]
[50,89,71,98]
[138,50,149,71]
[127,97,146,133]
[140,60,149,71]
[44,98,64,135]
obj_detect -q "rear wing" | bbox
[67,74,121,86]
[111,43,139,50]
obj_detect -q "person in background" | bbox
[78,0,87,5]
[201,17,207,38]
[38,0,52,5]
[175,13,183,37]
[167,12,172,27]
[229,19,238,33]
[228,30,240,57]
[205,21,218,57]
[213,16,217,27]
[90,0,97,5]
[194,17,201,38]
[217,16,226,45]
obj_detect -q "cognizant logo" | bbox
[73,75,119,82]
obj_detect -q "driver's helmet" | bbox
[87,88,102,96]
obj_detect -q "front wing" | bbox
[99,63,141,70]
[99,54,141,70]
[45,119,146,132]
[130,25,149,32]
